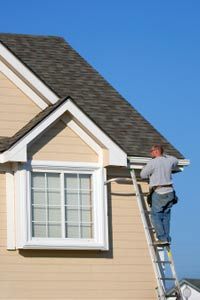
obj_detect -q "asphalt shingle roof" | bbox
[184,278,200,291]
[0,33,184,158]
[0,97,67,153]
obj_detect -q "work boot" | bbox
[154,240,170,246]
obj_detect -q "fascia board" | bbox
[0,42,59,105]
[65,101,127,166]
[0,59,48,110]
[0,98,127,167]
[128,156,190,169]
[0,146,27,163]
[61,115,103,165]
[1,100,73,163]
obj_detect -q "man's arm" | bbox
[140,161,154,179]
[166,155,179,169]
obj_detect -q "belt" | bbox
[153,184,173,190]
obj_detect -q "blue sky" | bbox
[1,0,200,278]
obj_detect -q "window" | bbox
[31,171,93,239]
[16,162,108,250]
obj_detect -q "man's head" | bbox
[150,144,164,158]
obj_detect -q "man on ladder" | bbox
[140,144,178,246]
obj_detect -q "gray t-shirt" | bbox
[140,155,178,194]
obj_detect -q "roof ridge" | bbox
[0,32,65,40]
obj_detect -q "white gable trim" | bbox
[0,59,47,109]
[61,114,103,165]
[66,101,127,166]
[0,98,127,167]
[0,42,59,106]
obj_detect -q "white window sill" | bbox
[20,238,108,250]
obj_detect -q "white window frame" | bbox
[15,161,109,250]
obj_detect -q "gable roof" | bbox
[182,278,200,292]
[0,33,184,158]
[0,97,67,153]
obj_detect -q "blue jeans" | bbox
[151,191,174,242]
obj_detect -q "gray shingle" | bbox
[0,33,184,158]
[0,97,67,153]
[184,278,200,291]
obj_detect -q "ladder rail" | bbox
[105,170,183,299]
[130,169,166,299]
[166,247,183,298]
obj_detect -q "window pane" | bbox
[32,190,45,205]
[66,208,79,223]
[31,171,94,241]
[80,192,92,206]
[47,173,60,189]
[48,208,61,222]
[32,224,46,237]
[80,208,92,223]
[32,207,46,222]
[47,191,61,206]
[66,225,79,238]
[65,174,78,190]
[65,192,78,205]
[81,225,93,238]
[80,174,91,190]
[48,224,62,238]
[32,172,45,188]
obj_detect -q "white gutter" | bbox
[128,156,190,170]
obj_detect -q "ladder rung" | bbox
[144,226,154,230]
[154,260,171,264]
[144,210,151,214]
[159,277,176,281]
[152,242,170,247]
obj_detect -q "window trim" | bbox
[15,161,109,250]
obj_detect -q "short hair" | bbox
[152,144,164,154]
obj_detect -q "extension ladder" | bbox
[129,168,183,300]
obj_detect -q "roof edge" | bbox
[128,156,190,170]
[0,97,127,167]
[180,279,200,293]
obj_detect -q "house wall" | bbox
[28,120,98,163]
[0,112,156,299]
[0,171,6,249]
[0,164,157,300]
[0,71,41,137]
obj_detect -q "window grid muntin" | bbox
[60,172,65,239]
[78,174,81,238]
[64,173,93,238]
[31,170,93,239]
[31,172,62,238]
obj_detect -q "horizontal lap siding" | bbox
[28,120,98,163]
[0,71,41,137]
[0,169,156,299]
[0,173,6,249]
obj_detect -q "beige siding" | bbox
[0,166,156,299]
[0,172,6,249]
[0,71,41,137]
[28,120,98,163]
